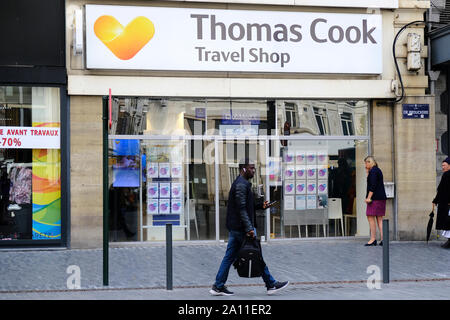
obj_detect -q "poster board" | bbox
[145,141,185,227]
[282,148,328,229]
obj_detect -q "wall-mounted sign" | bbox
[195,108,206,119]
[86,5,382,74]
[402,104,430,119]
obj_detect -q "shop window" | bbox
[107,97,369,242]
[0,86,61,241]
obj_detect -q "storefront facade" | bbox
[66,0,435,248]
[0,0,68,247]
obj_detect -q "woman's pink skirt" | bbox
[366,200,386,216]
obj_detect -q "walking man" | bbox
[210,159,289,296]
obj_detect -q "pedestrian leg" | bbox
[367,216,376,243]
[214,231,242,288]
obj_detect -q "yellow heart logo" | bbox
[94,15,155,60]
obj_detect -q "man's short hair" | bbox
[238,158,254,171]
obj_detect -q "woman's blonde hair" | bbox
[364,156,378,167]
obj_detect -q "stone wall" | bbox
[70,96,103,248]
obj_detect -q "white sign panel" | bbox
[86,5,382,74]
[294,0,398,8]
[0,126,60,149]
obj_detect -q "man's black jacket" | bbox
[226,175,264,233]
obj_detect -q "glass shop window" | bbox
[0,86,61,241]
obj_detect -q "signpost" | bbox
[103,94,110,286]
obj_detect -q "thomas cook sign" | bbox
[86,5,382,74]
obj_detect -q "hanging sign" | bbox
[86,5,382,74]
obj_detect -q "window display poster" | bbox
[171,163,183,178]
[296,195,306,210]
[284,151,294,164]
[147,163,159,178]
[296,181,306,194]
[171,199,183,214]
[318,180,328,194]
[307,181,316,194]
[296,166,306,179]
[295,151,306,165]
[148,199,159,214]
[318,165,328,179]
[307,167,317,179]
[307,152,316,165]
[284,196,295,210]
[307,195,317,209]
[112,155,139,187]
[32,148,61,239]
[147,183,159,198]
[284,182,295,195]
[0,126,60,149]
[159,163,171,178]
[284,165,295,180]
[112,139,139,156]
[268,157,281,184]
[318,195,328,209]
[146,141,183,163]
[159,183,171,198]
[317,151,328,165]
[159,199,171,214]
[171,183,182,198]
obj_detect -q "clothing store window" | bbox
[0,86,61,241]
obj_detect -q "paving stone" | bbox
[0,239,449,299]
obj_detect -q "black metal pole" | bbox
[383,219,389,284]
[103,97,109,286]
[166,223,173,290]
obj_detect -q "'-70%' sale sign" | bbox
[0,126,60,149]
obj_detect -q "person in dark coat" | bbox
[432,157,450,248]
[209,159,289,296]
[364,156,387,246]
[333,158,352,214]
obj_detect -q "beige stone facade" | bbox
[67,0,433,248]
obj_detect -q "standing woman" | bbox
[364,156,387,246]
[432,157,450,248]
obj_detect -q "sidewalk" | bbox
[0,239,449,299]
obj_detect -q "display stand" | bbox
[281,146,329,237]
[145,141,185,240]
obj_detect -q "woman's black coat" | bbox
[433,170,450,230]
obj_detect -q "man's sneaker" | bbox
[267,281,289,295]
[209,285,234,296]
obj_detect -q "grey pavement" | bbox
[0,238,450,300]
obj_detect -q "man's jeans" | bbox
[214,229,276,289]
